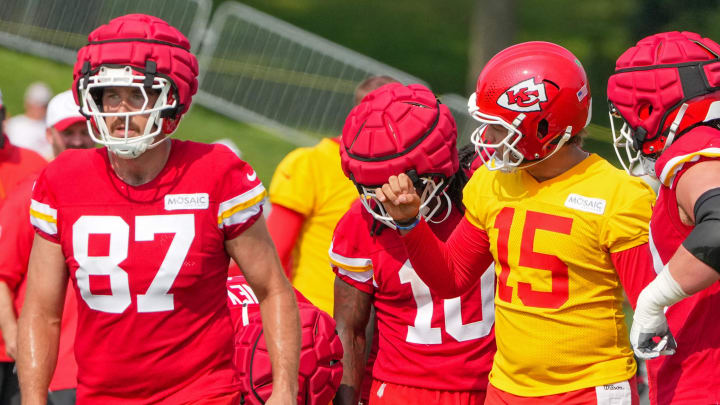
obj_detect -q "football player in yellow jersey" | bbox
[266,76,398,315]
[374,42,657,404]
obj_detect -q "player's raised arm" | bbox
[630,159,720,359]
[17,236,68,405]
[226,215,301,404]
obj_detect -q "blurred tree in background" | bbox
[217,0,720,125]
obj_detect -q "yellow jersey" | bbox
[269,137,358,315]
[463,154,654,396]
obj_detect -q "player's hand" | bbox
[1,324,17,360]
[375,173,421,223]
[629,309,677,360]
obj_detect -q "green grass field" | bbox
[0,46,295,185]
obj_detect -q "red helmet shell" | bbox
[72,14,198,127]
[473,41,591,160]
[340,83,458,186]
[607,31,720,155]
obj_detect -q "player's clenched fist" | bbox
[375,173,421,224]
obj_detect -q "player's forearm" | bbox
[333,278,371,405]
[266,205,304,278]
[258,279,301,397]
[333,326,366,405]
[17,310,60,405]
[668,246,720,295]
[401,218,492,298]
[0,282,18,357]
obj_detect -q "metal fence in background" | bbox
[439,93,476,148]
[196,2,429,146]
[0,0,476,147]
[0,0,210,65]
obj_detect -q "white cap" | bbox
[25,82,52,106]
[46,90,86,131]
[213,138,242,158]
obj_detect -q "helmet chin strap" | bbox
[662,103,689,153]
[424,190,453,224]
[510,126,573,172]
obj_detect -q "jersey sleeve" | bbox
[328,208,374,295]
[216,156,267,240]
[268,147,315,216]
[600,178,654,253]
[29,168,60,244]
[0,180,34,290]
[655,125,720,187]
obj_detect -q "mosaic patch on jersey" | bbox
[564,193,606,215]
[164,193,209,210]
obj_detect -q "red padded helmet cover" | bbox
[340,83,458,186]
[72,14,198,118]
[608,31,720,151]
[234,301,343,404]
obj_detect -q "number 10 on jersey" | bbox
[399,260,495,345]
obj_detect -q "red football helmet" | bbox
[234,301,343,404]
[73,14,199,159]
[340,82,458,228]
[468,41,591,172]
[607,31,720,177]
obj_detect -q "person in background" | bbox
[0,86,48,405]
[607,31,720,405]
[5,82,53,160]
[0,89,94,405]
[266,75,398,315]
[0,89,47,210]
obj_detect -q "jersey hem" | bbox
[489,369,636,397]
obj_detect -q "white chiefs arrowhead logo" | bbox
[497,78,547,112]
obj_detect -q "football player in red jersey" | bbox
[16,14,300,405]
[331,83,496,405]
[608,31,720,404]
[0,89,47,405]
[374,42,657,404]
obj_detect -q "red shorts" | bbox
[369,379,485,405]
[485,377,639,405]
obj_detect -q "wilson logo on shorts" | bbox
[497,78,547,112]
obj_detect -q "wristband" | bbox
[395,216,421,231]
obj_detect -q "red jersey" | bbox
[0,135,46,363]
[329,201,496,391]
[644,126,720,405]
[0,133,47,208]
[30,140,266,404]
[0,177,77,390]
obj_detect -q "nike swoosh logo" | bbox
[246,170,257,182]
